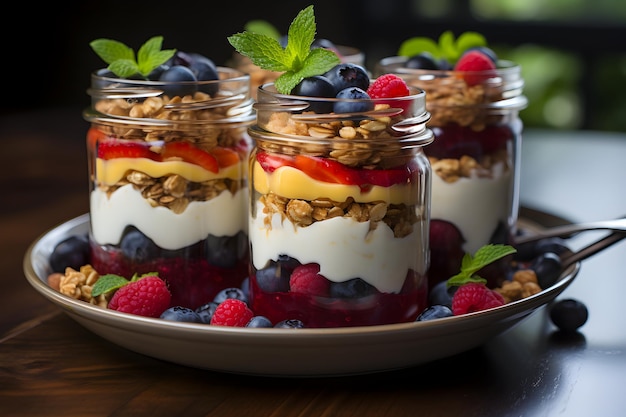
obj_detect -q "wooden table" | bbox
[1,108,625,417]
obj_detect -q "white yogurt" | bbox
[431,164,511,254]
[249,201,428,294]
[90,184,247,250]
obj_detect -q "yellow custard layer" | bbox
[252,161,415,204]
[96,158,244,185]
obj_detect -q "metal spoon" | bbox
[514,218,626,245]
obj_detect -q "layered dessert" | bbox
[376,32,528,289]
[85,41,255,309]
[245,77,433,327]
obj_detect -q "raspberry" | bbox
[367,74,410,99]
[210,299,254,327]
[289,263,330,296]
[451,282,505,315]
[108,276,171,318]
[453,50,497,86]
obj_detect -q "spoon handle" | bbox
[561,232,626,269]
[514,218,626,245]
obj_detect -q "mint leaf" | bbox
[397,30,489,66]
[228,5,340,94]
[447,244,517,288]
[90,36,176,79]
[244,20,281,40]
[91,274,129,297]
[90,39,135,65]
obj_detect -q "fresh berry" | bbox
[274,319,305,329]
[49,235,90,273]
[120,228,159,263]
[246,316,273,328]
[195,301,219,324]
[405,52,440,70]
[213,287,248,304]
[293,154,360,185]
[204,232,247,268]
[159,65,198,97]
[329,278,377,298]
[254,256,299,292]
[323,63,370,93]
[530,252,563,288]
[108,276,172,318]
[453,50,497,86]
[367,74,410,99]
[464,46,498,64]
[210,299,254,327]
[333,87,373,114]
[289,264,330,296]
[428,220,466,288]
[292,75,336,113]
[160,306,202,323]
[428,280,457,308]
[416,305,453,321]
[451,282,505,315]
[549,298,588,332]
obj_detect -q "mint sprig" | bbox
[228,5,340,94]
[91,272,158,297]
[446,244,517,288]
[90,36,176,79]
[398,31,487,65]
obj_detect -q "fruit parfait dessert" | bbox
[84,36,256,309]
[229,18,365,99]
[230,6,434,328]
[375,31,528,290]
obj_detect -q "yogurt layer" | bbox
[91,184,247,250]
[249,201,428,294]
[431,163,511,254]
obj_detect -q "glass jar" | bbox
[247,83,434,327]
[83,67,256,309]
[376,56,528,290]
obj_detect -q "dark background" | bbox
[4,1,625,130]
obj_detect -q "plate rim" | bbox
[23,212,580,376]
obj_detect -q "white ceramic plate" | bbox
[23,213,579,377]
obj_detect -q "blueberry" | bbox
[274,319,304,329]
[195,301,219,324]
[184,52,219,95]
[405,52,441,70]
[159,65,198,97]
[329,278,377,298]
[292,75,336,113]
[120,228,159,263]
[515,237,569,262]
[323,63,370,93]
[549,298,588,332]
[311,38,337,51]
[246,316,273,328]
[333,87,373,114]
[428,280,456,307]
[204,232,247,268]
[530,252,563,288]
[160,306,203,323]
[49,234,90,273]
[213,287,248,304]
[254,257,297,292]
[416,305,453,321]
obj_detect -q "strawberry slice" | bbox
[294,155,361,185]
[162,142,219,173]
[360,165,413,187]
[97,140,160,160]
[211,146,241,168]
[454,50,497,86]
[87,127,107,151]
[256,152,296,173]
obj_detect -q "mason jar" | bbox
[376,56,528,290]
[83,67,255,309]
[247,83,434,327]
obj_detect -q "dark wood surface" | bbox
[1,108,625,417]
